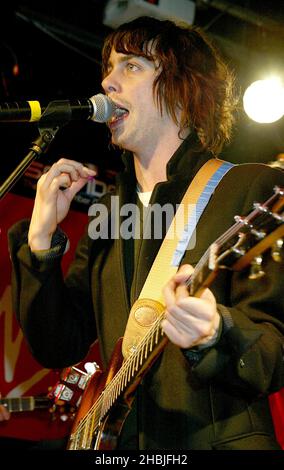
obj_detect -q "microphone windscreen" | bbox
[90,94,116,122]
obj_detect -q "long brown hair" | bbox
[102,16,237,155]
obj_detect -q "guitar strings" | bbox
[72,316,162,447]
[72,314,164,448]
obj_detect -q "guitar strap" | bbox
[122,158,234,359]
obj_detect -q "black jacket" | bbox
[8,134,284,449]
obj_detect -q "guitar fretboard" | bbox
[0,396,50,412]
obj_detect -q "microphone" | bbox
[0,94,116,123]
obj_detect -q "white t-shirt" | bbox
[137,190,152,207]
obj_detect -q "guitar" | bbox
[0,396,51,413]
[67,186,284,450]
[1,362,97,417]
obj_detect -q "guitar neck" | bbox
[84,318,167,428]
[0,396,50,412]
[187,187,284,297]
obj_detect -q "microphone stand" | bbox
[0,100,73,200]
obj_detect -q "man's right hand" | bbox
[28,158,96,251]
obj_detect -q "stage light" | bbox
[243,78,284,123]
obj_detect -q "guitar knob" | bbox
[271,238,283,262]
[60,414,69,422]
[249,255,265,280]
[84,362,100,375]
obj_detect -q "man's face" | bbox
[102,48,172,156]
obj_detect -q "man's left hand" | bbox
[162,264,221,349]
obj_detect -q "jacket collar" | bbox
[118,131,212,191]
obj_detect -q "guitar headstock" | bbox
[210,186,284,278]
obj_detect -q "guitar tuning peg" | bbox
[271,238,283,262]
[249,255,265,280]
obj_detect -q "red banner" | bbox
[0,193,99,441]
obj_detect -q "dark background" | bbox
[1,0,284,191]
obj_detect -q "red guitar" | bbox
[67,187,284,450]
[1,362,97,419]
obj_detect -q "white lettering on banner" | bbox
[0,285,22,383]
[85,178,107,199]
[23,161,117,203]
[6,369,50,398]
[0,285,49,394]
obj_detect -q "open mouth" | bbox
[109,104,129,127]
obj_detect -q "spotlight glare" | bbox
[243,78,284,123]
